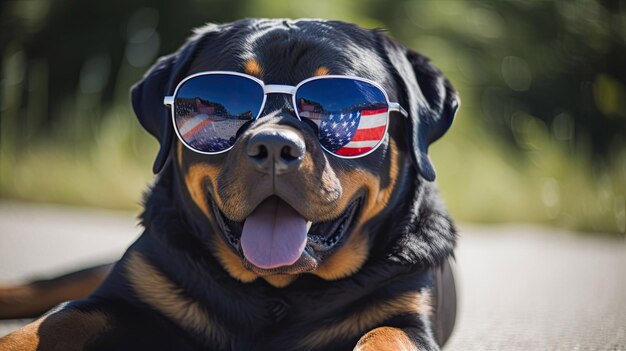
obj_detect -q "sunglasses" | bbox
[163,71,408,158]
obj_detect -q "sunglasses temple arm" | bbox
[389,102,408,118]
[163,96,174,106]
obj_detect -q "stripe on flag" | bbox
[179,114,213,140]
[335,108,387,156]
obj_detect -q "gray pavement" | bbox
[446,225,625,350]
[1,201,625,350]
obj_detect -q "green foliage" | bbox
[1,0,624,235]
[1,106,155,210]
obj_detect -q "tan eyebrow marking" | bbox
[243,58,263,77]
[313,66,330,76]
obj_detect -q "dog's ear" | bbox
[130,36,203,174]
[377,33,460,181]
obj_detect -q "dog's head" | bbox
[131,19,458,287]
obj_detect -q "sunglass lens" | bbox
[174,74,264,153]
[295,78,388,157]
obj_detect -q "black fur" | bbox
[89,173,449,350]
[30,19,460,351]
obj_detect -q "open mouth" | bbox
[210,194,362,273]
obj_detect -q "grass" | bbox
[0,106,155,211]
[432,106,626,235]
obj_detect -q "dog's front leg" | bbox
[354,326,439,351]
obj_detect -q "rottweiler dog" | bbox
[0,18,459,351]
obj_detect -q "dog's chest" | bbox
[214,280,368,350]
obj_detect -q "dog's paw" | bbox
[354,327,419,351]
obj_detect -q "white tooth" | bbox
[306,221,313,233]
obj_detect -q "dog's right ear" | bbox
[130,37,203,174]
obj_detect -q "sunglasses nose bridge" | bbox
[263,85,297,95]
[259,84,298,119]
[260,94,297,119]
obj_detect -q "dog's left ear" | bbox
[130,35,204,174]
[377,33,460,181]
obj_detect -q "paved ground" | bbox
[446,225,625,350]
[1,201,625,350]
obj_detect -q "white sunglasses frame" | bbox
[163,71,408,158]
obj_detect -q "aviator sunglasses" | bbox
[163,71,408,158]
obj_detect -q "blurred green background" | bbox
[1,0,625,235]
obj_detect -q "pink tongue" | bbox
[241,197,307,269]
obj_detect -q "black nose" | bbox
[246,128,305,175]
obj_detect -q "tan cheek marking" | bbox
[313,230,369,280]
[177,141,184,168]
[211,236,258,283]
[0,308,107,351]
[185,163,223,218]
[125,251,228,344]
[244,58,263,77]
[313,140,401,280]
[326,168,378,218]
[184,159,259,284]
[350,140,400,223]
[312,169,377,280]
[262,275,297,288]
[371,139,400,216]
[355,327,419,351]
[299,290,431,350]
[313,66,330,76]
[311,169,378,280]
